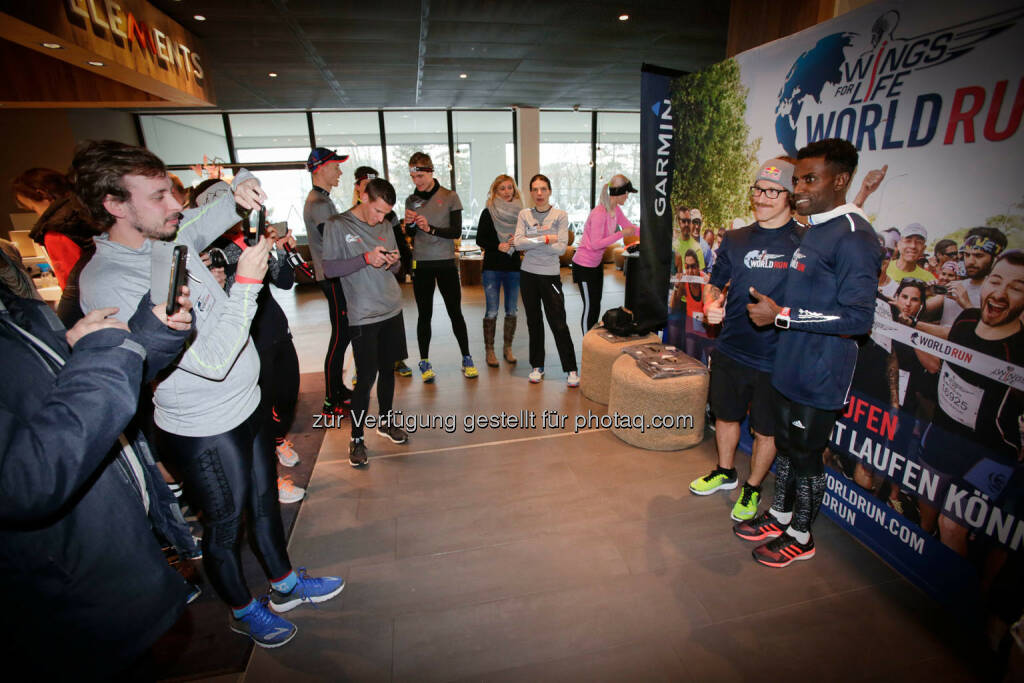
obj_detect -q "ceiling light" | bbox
[193,14,206,21]
[87,60,105,67]
[41,42,63,49]
[268,72,278,78]
[459,73,467,79]
[618,14,629,21]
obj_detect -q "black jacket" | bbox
[0,285,196,679]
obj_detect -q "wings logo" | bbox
[773,7,1024,156]
[790,249,807,272]
[743,249,788,269]
[345,234,362,243]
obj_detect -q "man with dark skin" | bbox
[735,138,880,568]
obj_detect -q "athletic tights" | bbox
[412,264,470,358]
[320,278,351,404]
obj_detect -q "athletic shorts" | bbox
[350,311,408,366]
[709,349,774,436]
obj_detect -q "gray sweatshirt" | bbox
[303,186,337,281]
[79,171,262,437]
[513,207,569,276]
[321,209,402,326]
[405,185,462,262]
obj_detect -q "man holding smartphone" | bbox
[321,178,409,467]
[925,227,1007,327]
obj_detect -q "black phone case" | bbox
[167,245,189,316]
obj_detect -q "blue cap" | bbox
[306,147,349,172]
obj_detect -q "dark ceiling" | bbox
[149,0,730,111]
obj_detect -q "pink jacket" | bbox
[571,205,639,268]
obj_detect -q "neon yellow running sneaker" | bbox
[731,483,761,521]
[689,467,738,495]
[462,355,478,378]
[419,359,436,383]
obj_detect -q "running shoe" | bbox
[462,355,479,378]
[529,367,544,383]
[322,399,348,419]
[394,360,413,377]
[269,568,345,613]
[566,371,580,388]
[278,477,305,504]
[376,425,409,444]
[733,510,788,542]
[349,440,368,467]
[730,483,761,522]
[689,467,738,495]
[752,532,815,568]
[229,597,297,648]
[276,440,300,467]
[419,359,436,383]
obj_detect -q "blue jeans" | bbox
[482,269,520,318]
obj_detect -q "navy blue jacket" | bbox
[771,205,881,410]
[0,286,196,679]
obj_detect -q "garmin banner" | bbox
[667,0,1023,625]
[636,64,685,331]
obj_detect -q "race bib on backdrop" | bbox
[938,362,983,430]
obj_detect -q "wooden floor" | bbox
[238,266,979,682]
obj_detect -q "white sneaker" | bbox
[529,368,544,383]
[276,440,300,467]
[278,477,305,504]
[567,371,580,388]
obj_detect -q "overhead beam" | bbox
[416,0,430,105]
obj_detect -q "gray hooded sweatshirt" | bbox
[80,171,262,437]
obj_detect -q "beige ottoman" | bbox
[607,353,709,450]
[602,244,617,263]
[560,244,576,267]
[580,329,660,404]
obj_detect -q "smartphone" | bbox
[245,205,265,246]
[166,245,189,316]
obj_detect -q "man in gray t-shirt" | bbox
[322,178,410,467]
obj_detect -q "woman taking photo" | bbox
[403,152,476,381]
[475,174,522,367]
[514,174,578,387]
[570,174,638,334]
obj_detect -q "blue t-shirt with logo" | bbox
[709,219,800,372]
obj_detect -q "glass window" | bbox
[228,113,310,163]
[596,112,641,224]
[452,110,515,232]
[313,111,384,211]
[139,114,230,167]
[383,111,451,208]
[539,110,593,228]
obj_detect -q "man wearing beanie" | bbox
[303,147,353,417]
[742,138,880,567]
[689,158,800,523]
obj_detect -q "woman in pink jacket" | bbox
[570,174,639,333]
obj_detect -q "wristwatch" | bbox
[775,306,791,329]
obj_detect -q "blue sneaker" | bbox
[418,359,436,383]
[229,597,297,648]
[268,568,345,613]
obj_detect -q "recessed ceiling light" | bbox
[87,60,105,67]
[459,73,467,79]
[193,14,206,21]
[41,42,63,49]
[268,72,278,78]
[618,14,630,21]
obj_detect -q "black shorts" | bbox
[350,311,408,366]
[709,349,775,436]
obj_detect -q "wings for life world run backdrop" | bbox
[658,0,1024,621]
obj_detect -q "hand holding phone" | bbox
[245,205,265,246]
[166,245,189,316]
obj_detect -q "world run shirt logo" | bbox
[772,6,1024,157]
[743,249,789,269]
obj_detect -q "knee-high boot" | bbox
[502,315,518,364]
[483,318,499,367]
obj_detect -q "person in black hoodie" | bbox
[474,174,522,367]
[0,278,197,679]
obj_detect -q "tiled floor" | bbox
[243,267,980,681]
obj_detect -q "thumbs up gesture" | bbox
[746,287,782,327]
[704,285,726,325]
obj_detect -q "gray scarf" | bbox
[487,197,522,242]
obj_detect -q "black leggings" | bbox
[413,265,470,358]
[258,337,300,441]
[157,409,291,608]
[519,271,577,372]
[572,262,604,335]
[349,313,407,438]
[320,279,351,404]
[769,389,837,533]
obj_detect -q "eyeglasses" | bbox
[749,186,788,199]
[678,218,691,223]
[940,250,957,258]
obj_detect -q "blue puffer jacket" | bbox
[0,284,197,680]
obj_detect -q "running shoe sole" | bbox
[752,546,816,568]
[733,521,786,542]
[229,622,298,648]
[270,582,345,613]
[689,480,737,496]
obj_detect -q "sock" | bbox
[786,527,811,544]
[272,570,298,594]
[744,482,761,491]
[769,508,792,524]
[352,437,363,444]
[232,598,256,618]
[168,482,183,499]
[720,467,737,475]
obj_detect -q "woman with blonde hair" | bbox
[475,174,523,366]
[570,174,639,333]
